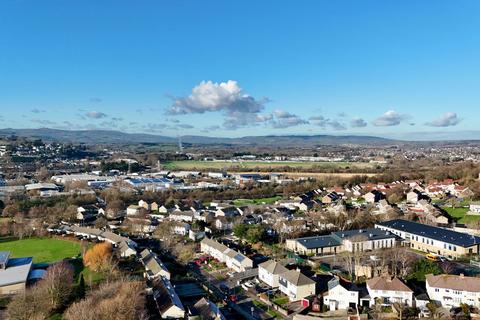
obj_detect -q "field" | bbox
[0,237,81,263]
[162,160,377,171]
[233,196,282,206]
[443,207,480,224]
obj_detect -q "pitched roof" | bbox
[259,260,288,275]
[367,276,412,292]
[0,256,33,287]
[426,274,480,292]
[377,219,480,247]
[153,277,184,315]
[280,269,315,286]
[294,235,341,249]
[201,238,229,253]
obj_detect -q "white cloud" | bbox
[350,117,367,128]
[168,80,267,115]
[426,112,461,127]
[271,110,308,128]
[373,110,409,126]
[85,111,107,119]
[309,116,346,130]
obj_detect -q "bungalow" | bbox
[366,275,413,307]
[258,260,289,288]
[279,269,316,301]
[426,273,480,308]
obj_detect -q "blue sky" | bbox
[0,1,479,140]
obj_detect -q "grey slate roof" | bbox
[377,219,480,248]
[294,235,341,249]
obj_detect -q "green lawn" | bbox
[162,160,375,171]
[70,258,105,286]
[0,237,81,263]
[443,207,480,224]
[233,196,282,206]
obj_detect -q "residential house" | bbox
[324,276,363,310]
[215,217,233,231]
[470,202,480,214]
[279,269,316,301]
[224,249,253,272]
[364,190,384,204]
[153,277,185,319]
[126,205,141,216]
[406,189,428,204]
[200,238,253,272]
[258,260,289,288]
[168,211,194,223]
[366,276,413,307]
[138,200,150,211]
[322,192,340,204]
[172,222,191,236]
[190,297,226,320]
[140,249,170,280]
[215,207,243,218]
[76,205,99,221]
[426,273,480,308]
[376,219,480,259]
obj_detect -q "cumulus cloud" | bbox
[373,110,410,126]
[309,116,346,130]
[350,117,367,128]
[270,109,308,128]
[426,112,461,127]
[85,111,107,119]
[328,120,347,131]
[168,80,267,115]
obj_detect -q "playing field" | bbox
[162,160,376,171]
[0,237,81,263]
[444,207,480,224]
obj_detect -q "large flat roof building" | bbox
[375,219,480,259]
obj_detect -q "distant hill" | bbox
[0,128,398,146]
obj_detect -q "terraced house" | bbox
[375,219,480,259]
[200,238,253,272]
